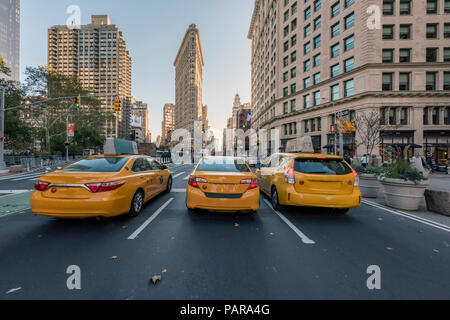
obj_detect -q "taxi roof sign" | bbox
[286,136,315,153]
[104,138,138,155]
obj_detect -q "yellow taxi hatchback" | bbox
[30,155,172,219]
[186,156,260,213]
[257,153,361,214]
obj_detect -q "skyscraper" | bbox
[174,24,205,139]
[0,0,20,82]
[48,15,132,138]
[162,103,175,143]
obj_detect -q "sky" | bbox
[20,0,254,140]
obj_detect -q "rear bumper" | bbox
[30,191,132,218]
[278,186,362,209]
[186,186,260,211]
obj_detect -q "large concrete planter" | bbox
[379,177,429,211]
[359,174,381,198]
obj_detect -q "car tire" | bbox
[271,187,283,211]
[335,209,349,215]
[165,176,172,193]
[129,190,144,217]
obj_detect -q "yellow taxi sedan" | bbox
[256,153,361,214]
[30,155,172,219]
[186,156,260,213]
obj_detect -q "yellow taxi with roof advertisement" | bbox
[186,156,260,213]
[30,139,172,219]
[256,137,361,214]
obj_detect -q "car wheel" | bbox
[165,176,172,193]
[129,190,144,217]
[271,187,283,211]
[335,209,349,215]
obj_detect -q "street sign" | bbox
[67,124,75,137]
[337,110,349,117]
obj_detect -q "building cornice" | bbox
[248,0,261,39]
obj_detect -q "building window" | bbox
[426,72,437,90]
[399,48,411,62]
[345,13,355,29]
[383,0,394,15]
[400,108,408,125]
[314,91,321,106]
[313,54,321,67]
[314,16,321,29]
[283,56,289,67]
[304,42,311,54]
[331,84,340,101]
[446,0,450,13]
[444,23,450,38]
[382,73,393,91]
[284,41,289,52]
[426,48,438,62]
[432,107,440,125]
[292,2,298,14]
[344,35,354,51]
[426,24,438,38]
[304,24,311,37]
[399,24,411,39]
[291,35,297,46]
[444,72,450,90]
[331,43,340,58]
[311,119,316,132]
[389,108,397,125]
[304,6,311,19]
[284,10,290,22]
[399,72,411,90]
[313,72,321,85]
[331,23,340,38]
[283,102,289,114]
[445,48,450,62]
[424,107,429,125]
[291,99,297,112]
[314,0,322,12]
[344,57,354,72]
[304,94,311,108]
[314,35,321,48]
[291,67,297,78]
[291,51,297,62]
[291,18,297,30]
[400,0,412,14]
[383,49,394,62]
[427,0,438,14]
[291,83,297,94]
[383,25,394,39]
[284,25,290,37]
[380,108,386,125]
[304,59,311,71]
[304,77,311,89]
[345,0,355,8]
[445,107,450,125]
[283,87,289,97]
[331,2,340,17]
[305,120,309,133]
[331,64,340,78]
[283,72,289,82]
[344,79,354,97]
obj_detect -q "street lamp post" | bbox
[0,86,7,170]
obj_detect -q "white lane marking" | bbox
[0,172,43,181]
[0,190,33,195]
[12,174,44,181]
[171,188,187,193]
[184,175,190,180]
[128,198,174,240]
[263,199,315,244]
[6,287,22,294]
[362,199,450,234]
[172,172,185,179]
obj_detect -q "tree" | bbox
[22,66,115,153]
[355,111,384,166]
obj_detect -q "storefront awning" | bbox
[383,143,422,149]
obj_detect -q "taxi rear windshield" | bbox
[294,158,352,175]
[196,159,250,173]
[61,157,129,172]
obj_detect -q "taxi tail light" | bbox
[241,179,258,190]
[85,181,125,193]
[284,167,296,185]
[35,181,50,191]
[188,177,207,189]
[352,169,360,187]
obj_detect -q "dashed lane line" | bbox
[172,172,186,179]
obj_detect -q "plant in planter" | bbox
[354,165,383,198]
[379,161,429,211]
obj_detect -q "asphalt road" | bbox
[0,164,449,300]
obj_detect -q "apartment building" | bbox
[174,24,206,139]
[48,15,132,138]
[0,0,20,81]
[130,98,150,143]
[248,0,450,165]
[162,103,175,143]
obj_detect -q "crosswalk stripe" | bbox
[0,172,43,181]
[11,174,44,181]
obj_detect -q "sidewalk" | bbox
[366,174,450,228]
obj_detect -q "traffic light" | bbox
[74,96,80,107]
[114,98,121,112]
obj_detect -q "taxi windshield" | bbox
[197,158,250,173]
[61,157,129,172]
[294,158,352,175]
